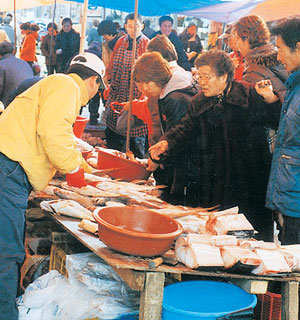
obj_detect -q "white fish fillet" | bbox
[238,239,278,250]
[280,245,300,271]
[187,234,238,247]
[220,246,262,268]
[40,199,95,221]
[78,219,98,234]
[252,249,291,275]
[175,236,224,269]
[176,215,208,233]
[206,214,254,235]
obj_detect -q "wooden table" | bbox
[49,214,300,320]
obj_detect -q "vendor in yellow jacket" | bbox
[0,52,106,319]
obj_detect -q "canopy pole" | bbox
[125,0,139,153]
[13,0,16,53]
[48,0,57,74]
[80,0,89,53]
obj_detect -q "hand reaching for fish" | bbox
[149,140,169,161]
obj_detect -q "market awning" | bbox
[65,0,228,17]
[0,0,68,11]
[180,0,300,22]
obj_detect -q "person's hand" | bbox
[149,140,169,161]
[66,167,87,188]
[147,158,159,172]
[255,80,278,103]
[56,49,62,55]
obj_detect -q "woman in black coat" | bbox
[149,50,282,242]
[55,17,80,73]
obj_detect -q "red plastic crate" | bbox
[256,291,281,320]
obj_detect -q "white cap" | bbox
[70,52,106,89]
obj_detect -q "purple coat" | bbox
[0,53,33,107]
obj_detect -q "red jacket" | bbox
[20,32,38,62]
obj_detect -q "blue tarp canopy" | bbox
[66,0,227,16]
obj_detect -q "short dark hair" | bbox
[195,50,235,84]
[0,41,14,56]
[147,35,177,62]
[125,13,142,24]
[66,62,100,83]
[272,17,300,51]
[62,17,72,26]
[47,22,58,30]
[20,22,31,31]
[159,16,173,27]
[30,23,40,32]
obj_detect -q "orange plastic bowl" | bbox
[97,149,151,182]
[93,206,183,257]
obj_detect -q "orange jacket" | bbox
[20,32,38,62]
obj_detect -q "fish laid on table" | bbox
[175,236,224,269]
[187,234,238,247]
[78,219,98,234]
[280,245,300,271]
[52,187,94,208]
[238,239,278,250]
[60,182,119,198]
[220,246,262,269]
[40,199,95,221]
[252,249,291,275]
[206,213,254,235]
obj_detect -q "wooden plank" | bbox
[112,267,145,291]
[282,281,299,320]
[231,279,268,294]
[48,214,300,282]
[139,272,165,320]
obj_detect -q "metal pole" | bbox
[125,0,139,153]
[48,0,57,75]
[80,0,89,54]
[13,0,17,53]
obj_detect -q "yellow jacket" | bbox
[0,73,92,191]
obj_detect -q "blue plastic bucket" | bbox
[162,280,257,320]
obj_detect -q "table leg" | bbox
[281,281,299,320]
[139,272,165,320]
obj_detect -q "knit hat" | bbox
[97,20,117,36]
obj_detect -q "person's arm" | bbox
[251,79,281,130]
[36,76,87,174]
[40,36,49,57]
[106,36,124,81]
[0,68,4,101]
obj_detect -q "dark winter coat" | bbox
[0,53,33,107]
[163,81,281,210]
[55,29,80,73]
[151,31,191,71]
[41,33,57,66]
[178,32,203,55]
[243,44,288,102]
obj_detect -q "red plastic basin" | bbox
[73,116,89,138]
[93,206,183,257]
[97,149,151,182]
